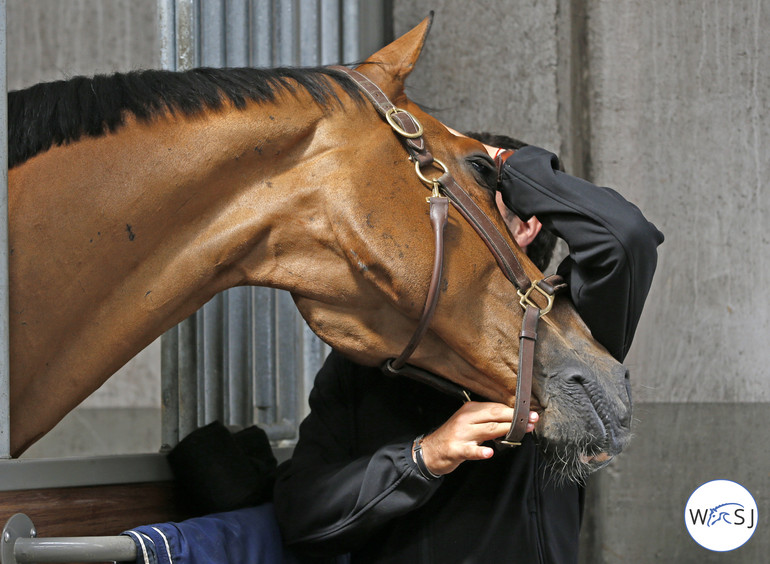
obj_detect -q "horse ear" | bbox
[356,13,433,99]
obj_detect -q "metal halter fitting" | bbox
[331,65,565,446]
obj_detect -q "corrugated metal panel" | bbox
[158,0,382,449]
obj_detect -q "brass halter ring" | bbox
[414,158,449,198]
[385,107,424,138]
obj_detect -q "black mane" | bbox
[8,66,363,169]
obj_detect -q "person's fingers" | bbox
[526,411,539,433]
[457,402,514,424]
[461,443,495,461]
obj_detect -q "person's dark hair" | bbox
[464,131,558,272]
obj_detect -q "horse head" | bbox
[285,16,631,480]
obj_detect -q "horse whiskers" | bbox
[536,433,605,486]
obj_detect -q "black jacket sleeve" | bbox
[273,352,443,556]
[498,146,664,361]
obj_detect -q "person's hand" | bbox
[416,402,538,476]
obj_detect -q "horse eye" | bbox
[467,157,497,190]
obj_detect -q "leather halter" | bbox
[332,66,565,446]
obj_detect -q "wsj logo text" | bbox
[688,502,756,530]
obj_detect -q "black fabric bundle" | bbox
[168,421,277,515]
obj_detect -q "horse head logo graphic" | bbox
[707,503,744,527]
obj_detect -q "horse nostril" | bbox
[624,367,633,424]
[613,365,633,428]
[624,367,632,402]
[563,372,587,387]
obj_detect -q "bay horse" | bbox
[7,17,630,481]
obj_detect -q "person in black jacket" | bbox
[274,133,664,564]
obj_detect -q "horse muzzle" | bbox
[533,361,632,481]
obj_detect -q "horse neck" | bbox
[7,96,336,454]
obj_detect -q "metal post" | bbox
[176,0,198,70]
[158,0,176,71]
[0,0,9,460]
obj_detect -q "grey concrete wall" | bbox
[394,2,566,161]
[395,1,769,562]
[582,2,770,562]
[7,0,160,90]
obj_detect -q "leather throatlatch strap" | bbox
[332,65,565,441]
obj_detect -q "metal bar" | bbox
[276,0,297,66]
[341,0,358,63]
[320,0,341,65]
[273,290,299,440]
[159,0,180,452]
[226,287,252,427]
[201,296,224,425]
[199,0,225,67]
[12,537,136,563]
[158,0,176,70]
[160,326,180,451]
[250,0,273,66]
[159,0,177,452]
[253,287,276,426]
[177,316,198,439]
[225,0,249,66]
[176,0,198,70]
[298,0,320,66]
[0,0,9,460]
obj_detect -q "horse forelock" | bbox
[7,66,364,169]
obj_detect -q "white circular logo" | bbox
[684,480,758,551]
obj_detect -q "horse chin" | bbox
[534,432,621,485]
[532,406,631,485]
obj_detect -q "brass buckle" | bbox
[385,107,424,139]
[517,280,555,317]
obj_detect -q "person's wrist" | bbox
[412,434,441,480]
